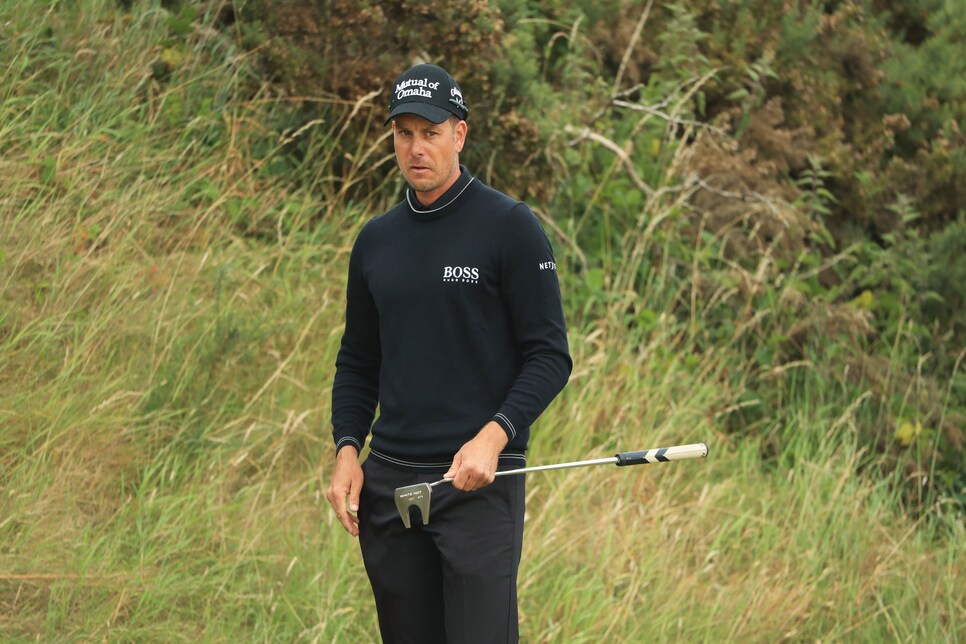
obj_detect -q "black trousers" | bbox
[358,456,526,644]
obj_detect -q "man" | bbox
[326,63,572,644]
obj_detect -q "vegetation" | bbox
[1,0,962,640]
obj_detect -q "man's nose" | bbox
[410,135,426,156]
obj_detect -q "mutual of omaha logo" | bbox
[443,266,480,283]
[396,77,439,100]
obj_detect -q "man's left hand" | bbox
[445,421,509,491]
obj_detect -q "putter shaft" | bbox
[394,443,708,528]
[430,443,709,487]
[429,456,617,487]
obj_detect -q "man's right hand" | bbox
[326,445,364,537]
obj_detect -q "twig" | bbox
[0,573,128,582]
[612,0,655,95]
[689,175,789,225]
[613,100,723,132]
[564,125,654,197]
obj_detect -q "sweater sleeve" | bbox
[331,229,381,453]
[491,204,572,442]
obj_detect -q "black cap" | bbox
[385,64,469,125]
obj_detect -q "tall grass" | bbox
[525,337,965,641]
[1,1,963,641]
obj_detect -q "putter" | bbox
[393,442,709,528]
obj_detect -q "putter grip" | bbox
[615,443,708,466]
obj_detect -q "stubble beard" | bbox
[407,157,459,196]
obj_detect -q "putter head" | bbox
[394,482,433,528]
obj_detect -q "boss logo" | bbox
[443,266,480,283]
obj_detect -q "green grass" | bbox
[1,1,963,641]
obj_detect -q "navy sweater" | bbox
[331,167,572,468]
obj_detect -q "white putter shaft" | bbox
[430,442,710,487]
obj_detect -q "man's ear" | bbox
[454,119,467,153]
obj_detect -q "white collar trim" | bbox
[407,177,475,214]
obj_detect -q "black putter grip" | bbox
[614,450,658,466]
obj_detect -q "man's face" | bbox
[392,114,467,203]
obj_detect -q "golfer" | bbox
[327,63,572,643]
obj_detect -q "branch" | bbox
[564,125,655,197]
[611,99,725,135]
[612,0,655,95]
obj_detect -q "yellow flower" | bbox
[160,47,185,70]
[895,420,922,447]
[851,290,875,311]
